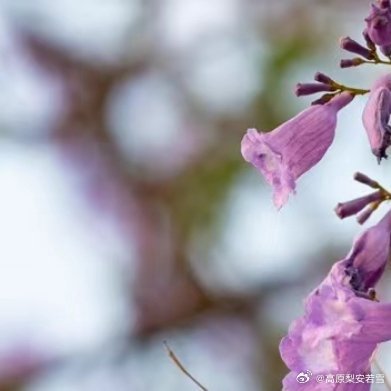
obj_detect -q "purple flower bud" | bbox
[357,205,378,224]
[280,210,391,389]
[354,172,380,188]
[294,82,334,97]
[379,0,390,9]
[362,74,391,162]
[363,28,376,50]
[335,191,383,219]
[314,72,334,85]
[365,3,391,46]
[340,58,365,68]
[241,92,353,208]
[340,36,375,59]
[311,93,336,106]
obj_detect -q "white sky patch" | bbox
[159,0,241,50]
[1,0,142,63]
[107,72,201,177]
[0,143,131,357]
[191,172,321,294]
[184,38,262,115]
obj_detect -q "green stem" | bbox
[332,82,369,96]
[342,87,370,95]
[362,56,391,66]
[364,60,391,65]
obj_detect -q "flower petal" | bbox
[241,93,353,208]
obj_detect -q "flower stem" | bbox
[164,341,208,391]
[363,59,391,65]
[333,83,369,96]
[362,52,391,66]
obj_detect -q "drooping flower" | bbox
[241,92,353,208]
[362,74,391,162]
[365,3,391,54]
[280,210,391,390]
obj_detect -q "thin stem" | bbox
[365,50,391,65]
[164,341,208,391]
[331,82,369,96]
[341,86,370,95]
[362,59,391,65]
[377,185,390,203]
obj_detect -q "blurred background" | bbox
[1,0,391,390]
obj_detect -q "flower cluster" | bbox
[240,1,391,390]
[241,1,391,208]
[280,210,391,390]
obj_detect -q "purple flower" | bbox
[362,74,391,162]
[365,4,391,53]
[241,93,353,208]
[280,210,391,390]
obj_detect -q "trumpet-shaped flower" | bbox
[241,93,353,208]
[280,210,391,390]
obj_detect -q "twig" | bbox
[164,341,208,391]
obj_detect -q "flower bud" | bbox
[314,72,334,85]
[340,36,375,59]
[354,172,380,188]
[311,93,336,106]
[295,83,334,97]
[340,58,366,68]
[357,205,378,224]
[363,29,377,50]
[335,191,383,219]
